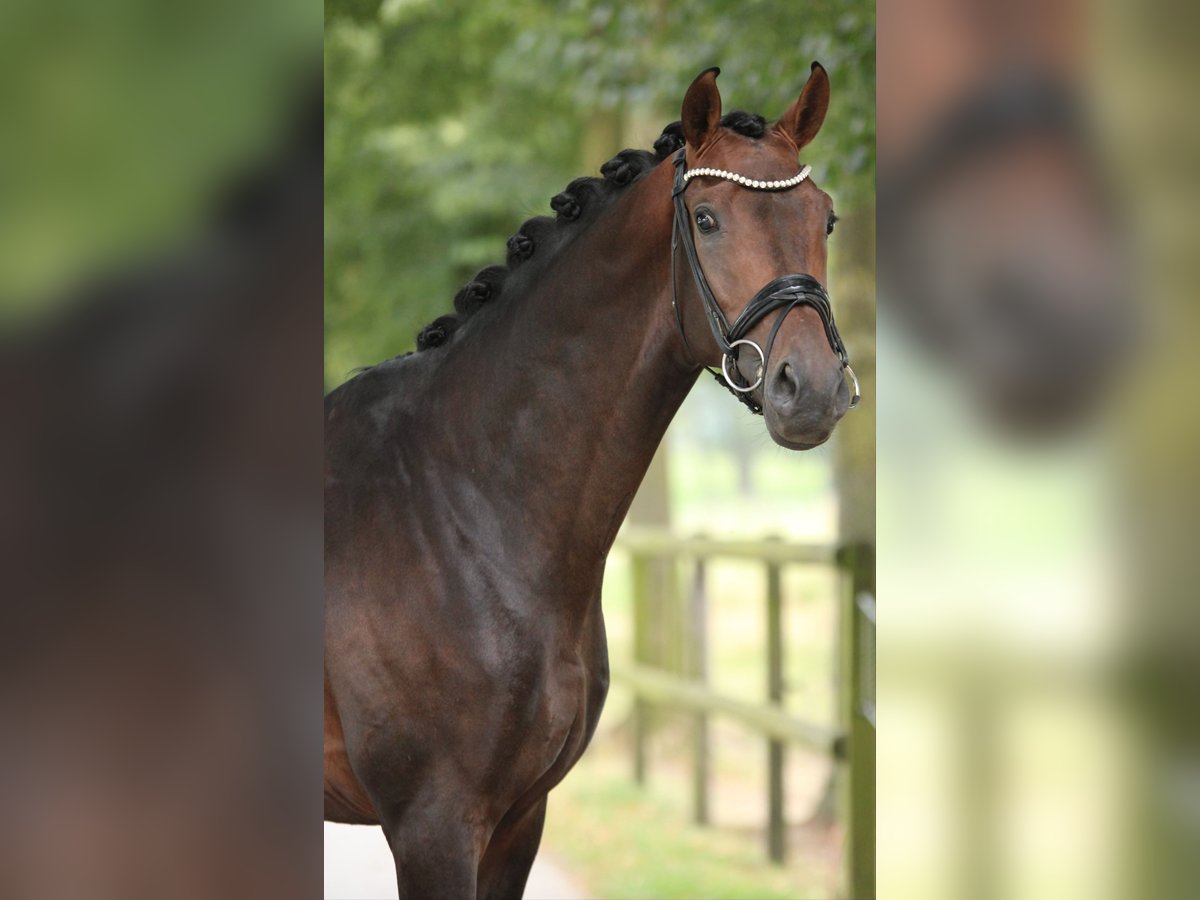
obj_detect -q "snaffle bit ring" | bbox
[721,339,766,393]
[844,363,861,409]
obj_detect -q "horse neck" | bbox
[425,162,698,591]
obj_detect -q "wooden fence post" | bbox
[766,538,787,864]
[839,542,876,899]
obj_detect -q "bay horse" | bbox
[324,65,856,898]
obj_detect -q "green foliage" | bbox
[0,0,318,314]
[324,0,874,386]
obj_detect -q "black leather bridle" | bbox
[670,148,859,415]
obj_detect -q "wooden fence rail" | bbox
[610,663,843,752]
[610,527,875,900]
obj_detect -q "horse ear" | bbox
[681,67,722,150]
[777,62,830,151]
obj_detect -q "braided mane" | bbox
[412,127,679,353]
[415,112,768,352]
[331,111,771,404]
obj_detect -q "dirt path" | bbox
[323,822,589,899]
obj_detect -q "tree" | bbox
[324,0,874,386]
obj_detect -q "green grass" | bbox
[542,747,830,900]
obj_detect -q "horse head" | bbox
[672,65,856,450]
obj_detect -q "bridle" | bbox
[670,147,860,415]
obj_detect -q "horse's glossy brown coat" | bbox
[324,67,848,898]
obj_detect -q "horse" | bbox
[324,64,857,898]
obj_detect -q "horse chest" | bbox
[483,614,609,800]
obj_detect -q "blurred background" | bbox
[324,1,874,898]
[1,1,323,898]
[877,0,1200,898]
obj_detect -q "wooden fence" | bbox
[610,526,875,900]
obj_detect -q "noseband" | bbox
[670,148,860,415]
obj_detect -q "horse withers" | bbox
[324,65,855,898]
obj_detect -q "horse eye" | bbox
[827,212,838,236]
[695,209,717,233]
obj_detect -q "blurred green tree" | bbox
[324,0,874,386]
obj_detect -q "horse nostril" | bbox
[774,361,801,404]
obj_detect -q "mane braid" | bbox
[719,110,768,138]
[408,135,678,353]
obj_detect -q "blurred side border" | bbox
[0,2,324,897]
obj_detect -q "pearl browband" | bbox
[681,164,812,191]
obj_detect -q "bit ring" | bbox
[721,340,766,393]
